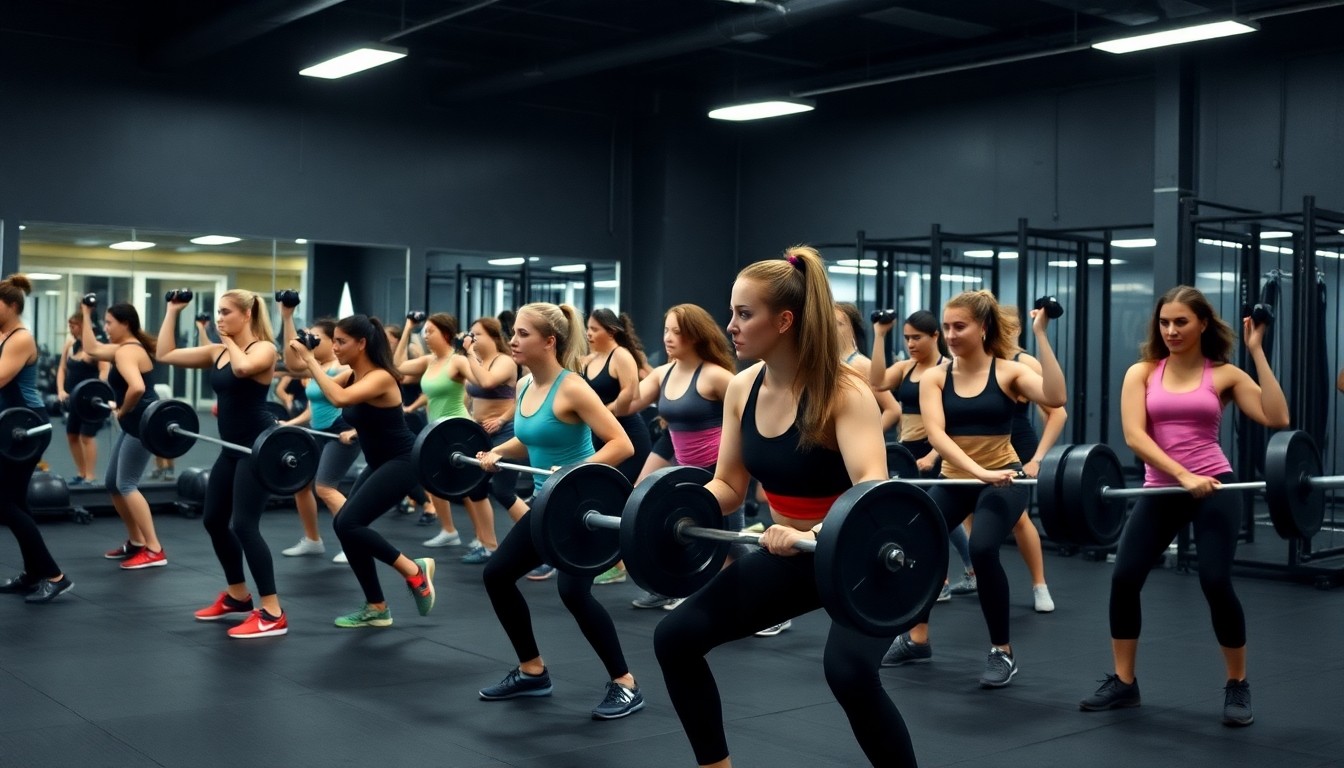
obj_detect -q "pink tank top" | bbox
[1143,357,1232,487]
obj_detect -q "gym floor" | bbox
[6,432,1344,766]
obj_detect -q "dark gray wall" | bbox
[308,244,407,323]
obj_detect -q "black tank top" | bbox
[66,340,101,389]
[107,343,158,438]
[740,367,850,499]
[341,374,416,467]
[0,329,43,412]
[211,343,274,446]
[941,358,1015,437]
[894,356,943,415]
[583,350,621,405]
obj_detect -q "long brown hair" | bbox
[666,303,735,372]
[590,308,648,370]
[944,290,1018,360]
[107,303,157,357]
[1140,285,1234,363]
[471,316,507,352]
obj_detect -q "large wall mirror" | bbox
[424,250,621,323]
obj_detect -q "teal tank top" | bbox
[421,355,469,421]
[515,370,594,495]
[304,367,343,430]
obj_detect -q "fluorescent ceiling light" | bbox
[550,264,587,273]
[109,240,155,251]
[1110,238,1156,248]
[43,290,60,296]
[1093,20,1256,55]
[1197,271,1239,283]
[300,44,407,79]
[708,99,814,121]
[1048,258,1126,268]
[529,257,540,262]
[190,235,241,246]
[919,274,982,283]
[487,257,525,266]
[27,273,61,280]
[295,238,309,244]
[17,224,25,230]
[1316,250,1341,259]
[1260,243,1293,254]
[836,259,878,268]
[594,280,620,288]
[828,266,877,276]
[1259,231,1293,239]
[964,250,1018,259]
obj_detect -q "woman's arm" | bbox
[563,376,634,469]
[79,305,117,360]
[219,334,277,378]
[869,320,897,391]
[1014,354,1068,477]
[921,364,1014,484]
[1120,362,1218,496]
[156,303,218,368]
[282,404,314,428]
[279,305,306,373]
[0,331,37,388]
[392,318,417,367]
[1005,310,1067,408]
[706,367,755,514]
[403,392,428,414]
[56,337,71,400]
[626,363,668,415]
[292,341,385,408]
[274,375,296,409]
[608,347,640,417]
[1226,317,1290,428]
[462,343,515,389]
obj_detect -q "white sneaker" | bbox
[282,537,325,557]
[662,597,686,612]
[755,619,792,637]
[423,530,463,548]
[332,550,348,564]
[1033,584,1055,613]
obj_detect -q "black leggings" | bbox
[335,458,417,604]
[1110,473,1245,648]
[482,511,629,680]
[0,454,61,580]
[202,452,277,596]
[595,413,651,486]
[655,549,915,767]
[918,482,1030,646]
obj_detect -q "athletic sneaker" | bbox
[461,545,493,564]
[1223,679,1254,727]
[949,570,977,596]
[423,530,462,548]
[593,566,627,585]
[120,548,167,570]
[936,582,951,602]
[407,558,436,615]
[479,667,554,700]
[979,647,1018,688]
[227,609,289,639]
[1079,674,1141,711]
[282,537,325,557]
[591,681,645,720]
[1033,584,1055,613]
[743,522,766,534]
[881,633,932,667]
[526,564,556,581]
[104,541,143,560]
[631,591,675,609]
[416,511,438,526]
[662,597,686,611]
[194,591,254,621]
[754,620,792,637]
[332,551,348,564]
[334,604,393,628]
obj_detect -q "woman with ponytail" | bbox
[291,315,437,628]
[158,289,289,638]
[654,247,915,767]
[80,301,167,570]
[0,274,74,603]
[474,302,644,721]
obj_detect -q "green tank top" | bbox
[421,355,469,421]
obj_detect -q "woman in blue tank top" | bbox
[0,274,74,603]
[473,302,644,721]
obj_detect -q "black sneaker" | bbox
[1079,674,1141,711]
[1222,679,1254,727]
[880,633,932,667]
[591,681,645,720]
[24,576,74,604]
[979,647,1018,688]
[479,667,553,700]
[0,572,40,594]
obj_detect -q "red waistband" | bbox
[763,491,842,520]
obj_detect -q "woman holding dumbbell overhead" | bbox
[835,303,900,433]
[157,288,289,638]
[655,247,913,767]
[459,318,530,519]
[880,290,1065,688]
[474,302,643,721]
[79,300,166,569]
[57,310,109,485]
[1079,286,1288,726]
[290,315,436,628]
[0,274,74,603]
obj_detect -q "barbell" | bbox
[0,407,54,462]
[68,379,117,425]
[139,399,319,495]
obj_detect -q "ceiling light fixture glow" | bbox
[1110,238,1156,248]
[487,257,526,266]
[300,43,408,79]
[550,264,587,273]
[1259,231,1293,239]
[708,99,814,121]
[109,241,155,251]
[963,250,1019,259]
[1093,19,1256,54]
[190,235,242,245]
[26,273,62,280]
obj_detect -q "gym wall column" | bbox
[1152,53,1198,289]
[0,220,18,277]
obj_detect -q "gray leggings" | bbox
[105,431,153,496]
[315,438,361,489]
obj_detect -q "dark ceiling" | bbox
[4,0,1342,115]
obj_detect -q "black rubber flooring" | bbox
[2,497,1343,767]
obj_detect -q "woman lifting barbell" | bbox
[57,309,109,485]
[1078,285,1289,726]
[654,247,916,768]
[473,301,644,720]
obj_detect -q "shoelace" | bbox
[601,683,633,707]
[1225,683,1251,708]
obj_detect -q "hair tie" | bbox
[785,253,804,272]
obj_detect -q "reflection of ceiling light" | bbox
[1110,238,1156,248]
[919,274,982,283]
[1316,250,1342,259]
[1259,231,1292,239]
[190,235,241,245]
[836,259,878,268]
[295,238,308,244]
[1260,244,1293,254]
[74,238,103,246]
[964,250,1018,259]
[18,224,26,230]
[1197,271,1238,283]
[26,273,62,280]
[1093,19,1256,54]
[487,257,526,266]
[175,247,201,253]
[828,266,876,276]
[44,290,60,296]
[300,43,407,79]
[109,241,155,251]
[594,280,619,288]
[1048,259,1127,268]
[708,99,814,121]
[551,264,587,273]
[529,257,540,262]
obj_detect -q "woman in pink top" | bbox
[1079,286,1288,727]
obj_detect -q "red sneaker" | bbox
[104,541,144,560]
[194,591,254,621]
[120,548,167,570]
[227,610,288,639]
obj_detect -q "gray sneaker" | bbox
[1079,674,1141,711]
[936,582,951,602]
[591,681,645,720]
[631,591,675,609]
[979,647,1017,688]
[881,633,932,667]
[1222,679,1253,727]
[479,667,553,700]
[949,570,977,595]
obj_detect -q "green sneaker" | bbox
[334,604,393,628]
[409,558,436,616]
[593,565,627,585]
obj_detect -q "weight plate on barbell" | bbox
[412,417,492,499]
[1264,430,1324,540]
[0,407,51,463]
[886,442,920,480]
[814,480,948,637]
[1061,443,1127,548]
[139,400,199,459]
[1035,443,1075,544]
[621,466,723,599]
[251,426,319,495]
[531,462,632,577]
[70,379,115,424]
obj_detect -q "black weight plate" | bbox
[139,400,198,459]
[1034,443,1075,544]
[70,379,115,424]
[886,442,920,479]
[412,417,491,498]
[1061,443,1127,547]
[621,466,723,598]
[1264,430,1324,540]
[0,408,51,463]
[531,463,632,577]
[251,426,319,495]
[814,480,948,637]
[264,402,289,424]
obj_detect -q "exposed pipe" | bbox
[150,0,349,68]
[382,0,506,43]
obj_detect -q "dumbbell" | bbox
[165,288,195,303]
[81,293,98,308]
[195,313,211,324]
[1240,303,1275,327]
[871,309,897,324]
[275,289,301,308]
[0,407,54,462]
[294,329,322,350]
[1034,295,1064,319]
[407,311,427,323]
